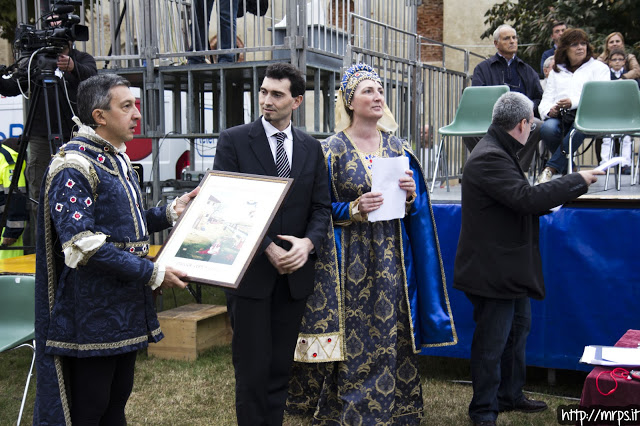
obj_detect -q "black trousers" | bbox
[67,350,138,426]
[465,294,531,423]
[226,276,308,426]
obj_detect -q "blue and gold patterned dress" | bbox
[288,131,456,425]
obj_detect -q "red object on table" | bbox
[580,329,640,409]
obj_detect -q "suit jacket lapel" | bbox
[290,127,308,179]
[248,118,278,176]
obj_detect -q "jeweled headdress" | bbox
[335,63,398,133]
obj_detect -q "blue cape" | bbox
[294,137,456,362]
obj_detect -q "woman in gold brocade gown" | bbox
[286,63,457,425]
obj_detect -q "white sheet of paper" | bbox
[579,345,640,367]
[594,156,626,172]
[368,156,410,222]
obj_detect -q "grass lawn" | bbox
[0,285,589,425]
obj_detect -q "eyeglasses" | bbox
[529,121,537,131]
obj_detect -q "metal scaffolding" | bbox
[14,0,488,205]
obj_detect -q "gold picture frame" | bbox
[155,171,292,288]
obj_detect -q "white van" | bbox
[0,89,217,183]
[0,95,26,140]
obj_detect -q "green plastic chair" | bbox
[0,275,36,425]
[633,130,640,185]
[430,85,509,192]
[569,80,640,190]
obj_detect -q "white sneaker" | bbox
[535,167,554,185]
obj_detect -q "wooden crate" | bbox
[148,303,231,361]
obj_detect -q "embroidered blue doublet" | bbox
[34,132,173,424]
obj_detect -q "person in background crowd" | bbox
[535,28,610,185]
[190,0,239,63]
[541,56,554,91]
[0,40,96,229]
[596,32,640,81]
[599,48,635,173]
[467,24,543,171]
[593,33,640,164]
[540,21,566,75]
[0,137,27,259]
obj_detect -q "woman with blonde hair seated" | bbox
[597,32,640,81]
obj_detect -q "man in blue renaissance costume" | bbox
[287,63,457,425]
[34,74,197,425]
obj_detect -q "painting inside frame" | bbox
[155,171,292,288]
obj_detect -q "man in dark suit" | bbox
[453,92,602,426]
[213,62,331,425]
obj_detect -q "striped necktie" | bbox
[275,132,290,178]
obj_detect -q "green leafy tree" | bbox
[482,0,640,72]
[0,0,20,45]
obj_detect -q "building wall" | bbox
[0,39,13,65]
[417,0,443,62]
[443,0,497,72]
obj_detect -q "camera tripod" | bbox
[0,67,67,251]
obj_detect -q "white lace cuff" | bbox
[63,233,107,268]
[169,198,180,225]
[151,264,166,290]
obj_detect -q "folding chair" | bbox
[0,275,36,425]
[531,139,550,184]
[634,132,640,186]
[430,85,509,192]
[567,80,640,190]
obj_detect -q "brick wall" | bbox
[328,0,355,31]
[417,0,443,62]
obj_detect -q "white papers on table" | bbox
[368,156,409,222]
[594,156,626,172]
[579,345,640,367]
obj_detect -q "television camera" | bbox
[0,1,91,246]
[1,1,88,79]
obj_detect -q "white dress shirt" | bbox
[261,116,293,166]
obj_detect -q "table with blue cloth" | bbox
[422,204,640,372]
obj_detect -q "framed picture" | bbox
[155,171,292,288]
